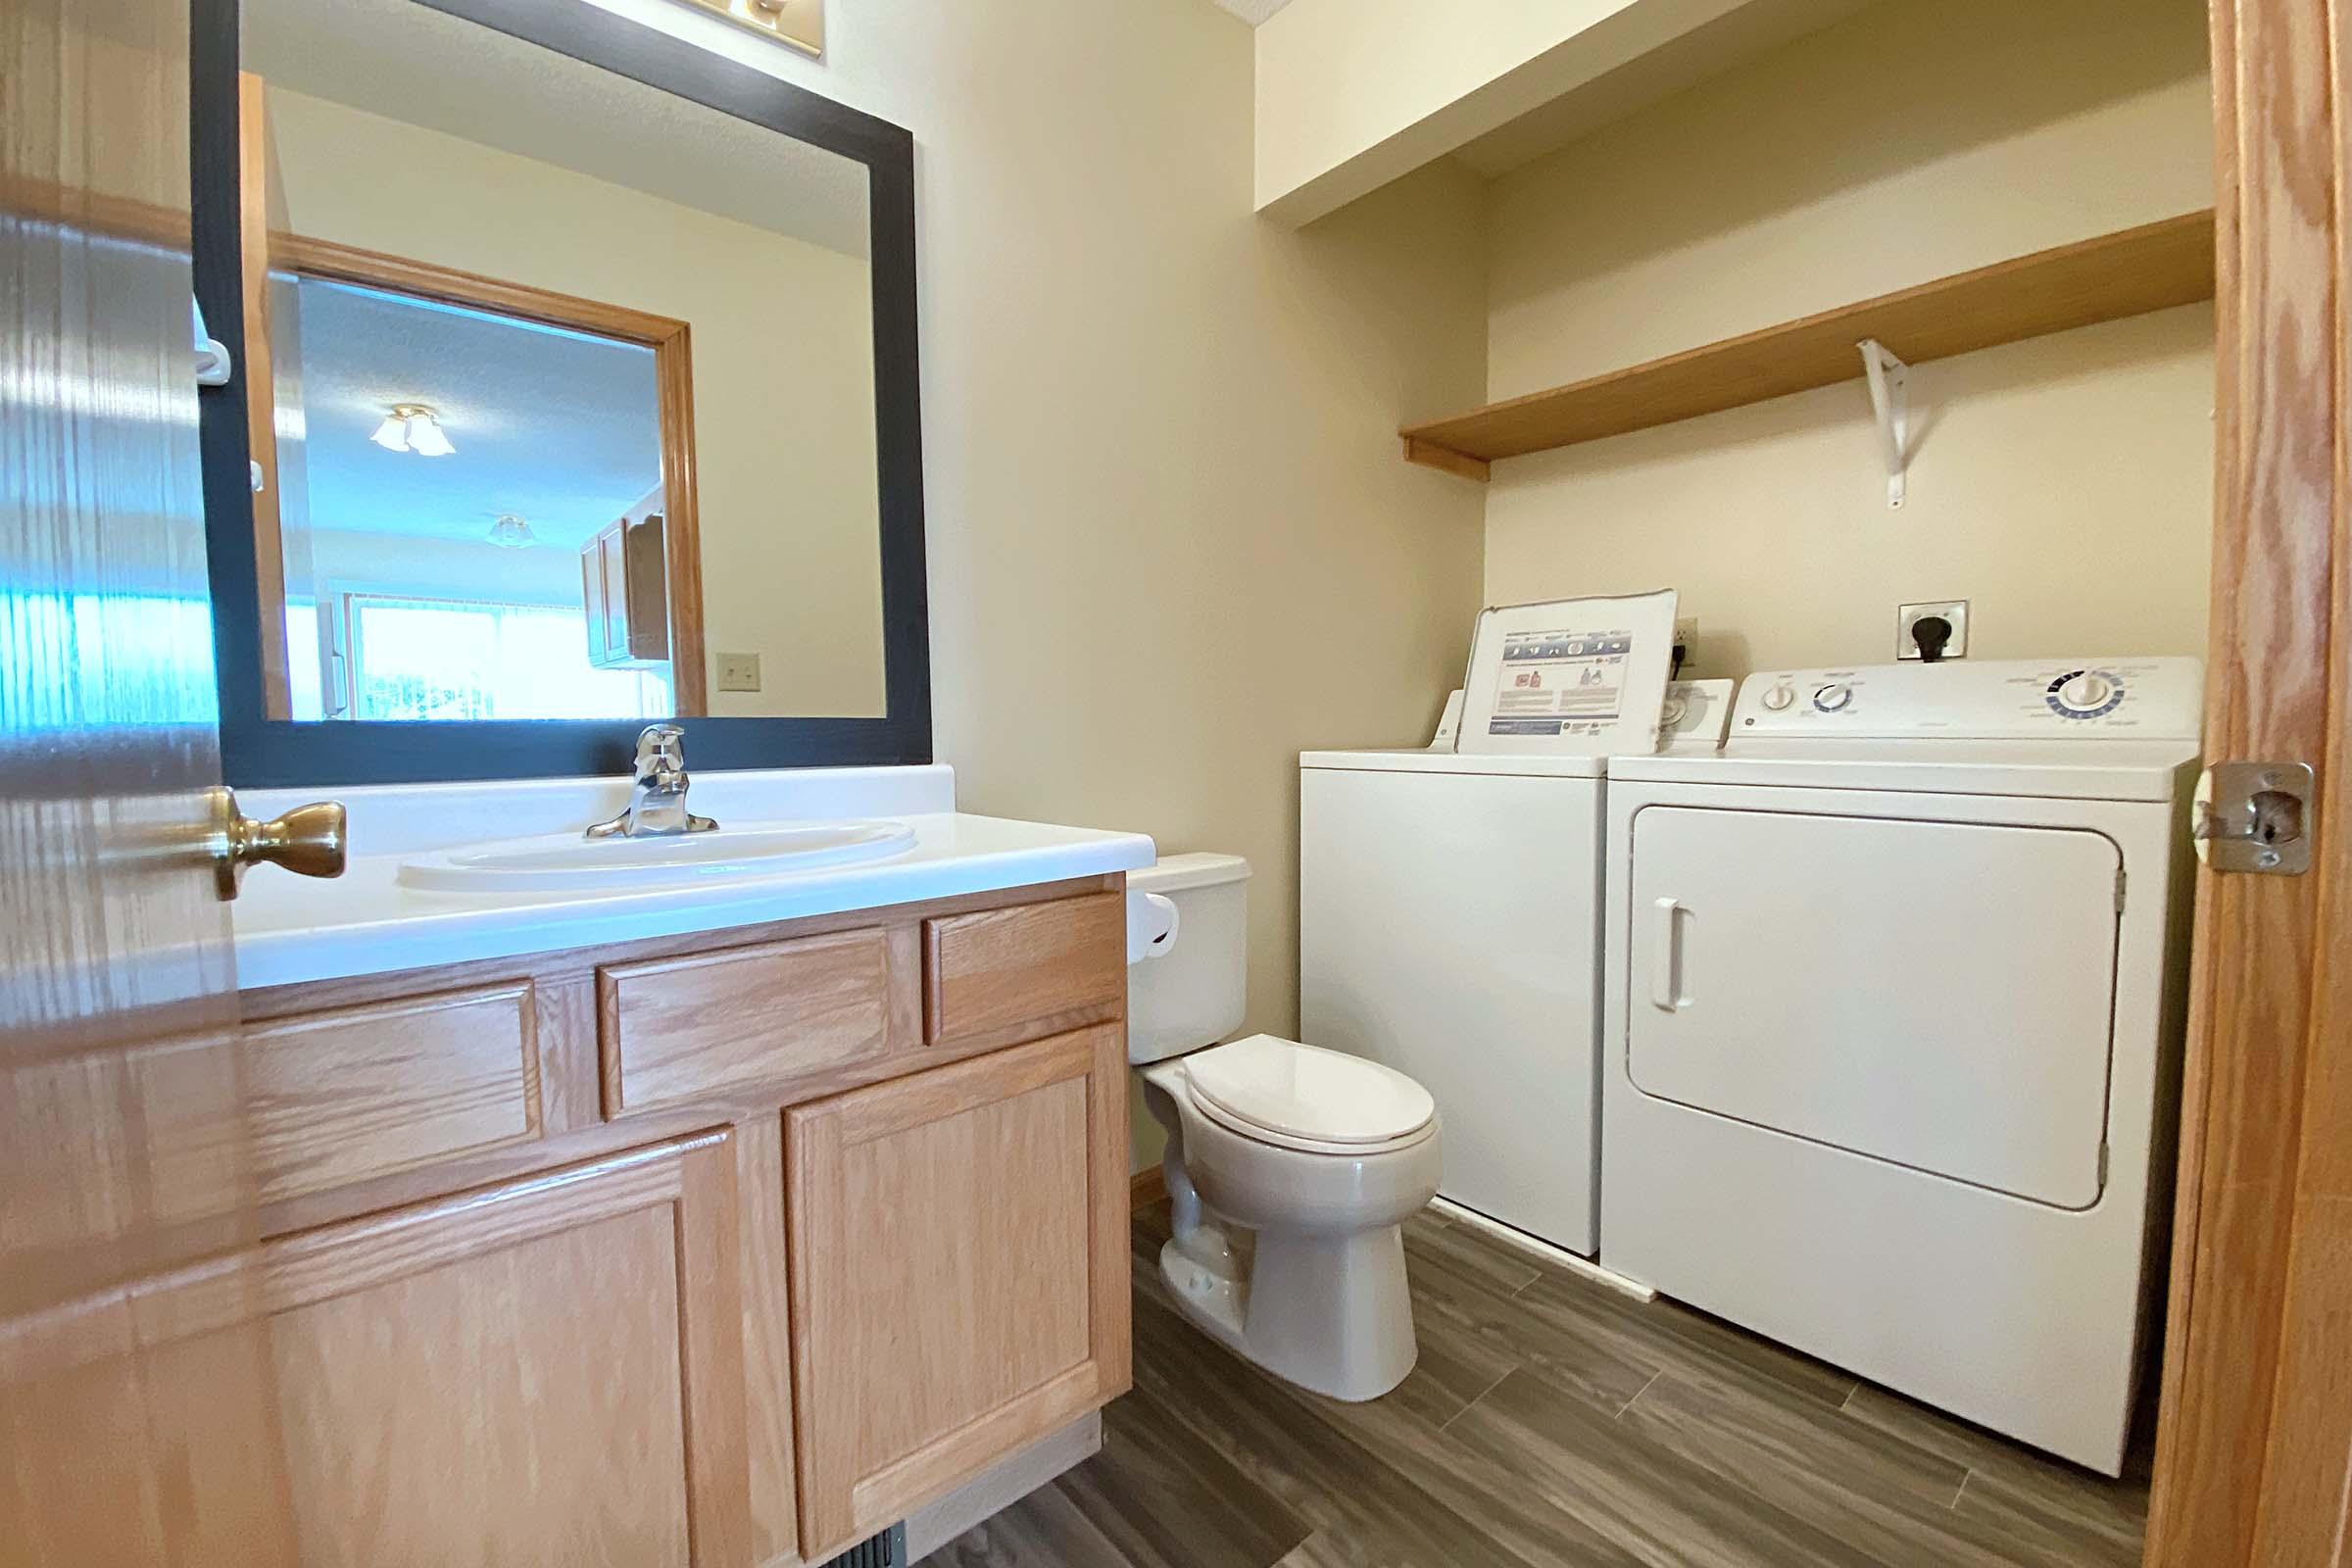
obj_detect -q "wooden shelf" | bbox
[1400,210,2217,481]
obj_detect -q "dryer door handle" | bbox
[1648,896,1689,1011]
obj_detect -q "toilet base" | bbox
[1156,1223,1419,1402]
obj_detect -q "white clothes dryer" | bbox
[1598,657,2201,1475]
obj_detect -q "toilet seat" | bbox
[1180,1034,1436,1156]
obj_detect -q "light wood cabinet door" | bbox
[785,1024,1130,1558]
[582,533,613,665]
[580,516,671,669]
[1,1132,751,1568]
[598,525,631,659]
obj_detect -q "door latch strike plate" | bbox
[2192,761,2315,875]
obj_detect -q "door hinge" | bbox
[2192,761,2315,875]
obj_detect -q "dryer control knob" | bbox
[2056,672,2115,712]
[1813,682,1853,712]
[1760,683,1796,711]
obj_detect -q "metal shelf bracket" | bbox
[1858,337,1909,510]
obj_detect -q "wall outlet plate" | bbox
[717,652,763,692]
[1674,615,1699,649]
[1896,601,1969,661]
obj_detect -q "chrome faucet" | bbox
[586,724,717,839]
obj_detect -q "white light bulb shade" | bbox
[369,414,410,452]
[404,411,455,457]
[487,514,534,549]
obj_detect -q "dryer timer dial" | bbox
[2046,669,2125,719]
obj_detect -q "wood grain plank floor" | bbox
[917,1202,2149,1568]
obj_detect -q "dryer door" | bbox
[1625,806,2120,1208]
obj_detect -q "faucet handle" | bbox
[634,722,687,778]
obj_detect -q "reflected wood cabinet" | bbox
[4,878,1130,1568]
[583,512,672,668]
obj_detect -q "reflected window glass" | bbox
[341,595,668,721]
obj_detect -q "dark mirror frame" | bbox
[192,0,930,788]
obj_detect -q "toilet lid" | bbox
[1182,1034,1436,1148]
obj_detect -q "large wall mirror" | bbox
[195,0,928,786]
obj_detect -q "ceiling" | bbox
[1446,0,1881,177]
[242,0,870,260]
[288,276,661,551]
[1213,0,1294,23]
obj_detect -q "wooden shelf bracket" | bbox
[1858,337,1909,510]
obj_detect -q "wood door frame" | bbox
[2143,0,2352,1561]
[237,72,291,718]
[246,219,710,715]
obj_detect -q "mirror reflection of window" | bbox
[270,276,673,723]
[239,0,885,725]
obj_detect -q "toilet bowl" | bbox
[1128,855,1442,1401]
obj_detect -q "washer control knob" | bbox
[1660,696,1688,728]
[2056,671,2115,712]
[1759,683,1796,711]
[1813,682,1853,713]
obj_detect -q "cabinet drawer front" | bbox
[922,892,1125,1050]
[239,984,543,1205]
[7,985,540,1239]
[600,927,913,1116]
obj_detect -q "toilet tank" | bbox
[1126,853,1250,1064]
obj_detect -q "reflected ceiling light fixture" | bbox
[486,514,535,550]
[369,402,456,457]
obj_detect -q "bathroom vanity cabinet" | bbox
[58,876,1130,1568]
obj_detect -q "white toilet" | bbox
[1128,853,1442,1401]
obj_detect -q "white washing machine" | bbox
[1599,657,2201,1475]
[1299,681,1732,1257]
[1301,747,1607,1252]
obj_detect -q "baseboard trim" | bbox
[1428,1196,1656,1302]
[1129,1164,1166,1210]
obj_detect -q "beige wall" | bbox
[585,0,1492,1169]
[265,85,888,717]
[1484,0,2217,672]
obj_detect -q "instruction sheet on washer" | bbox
[1457,589,1677,755]
[1489,629,1635,736]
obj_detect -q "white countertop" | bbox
[233,765,1155,991]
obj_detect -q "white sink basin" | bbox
[398,819,917,894]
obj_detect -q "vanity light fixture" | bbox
[666,0,821,56]
[487,514,534,549]
[369,403,456,457]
